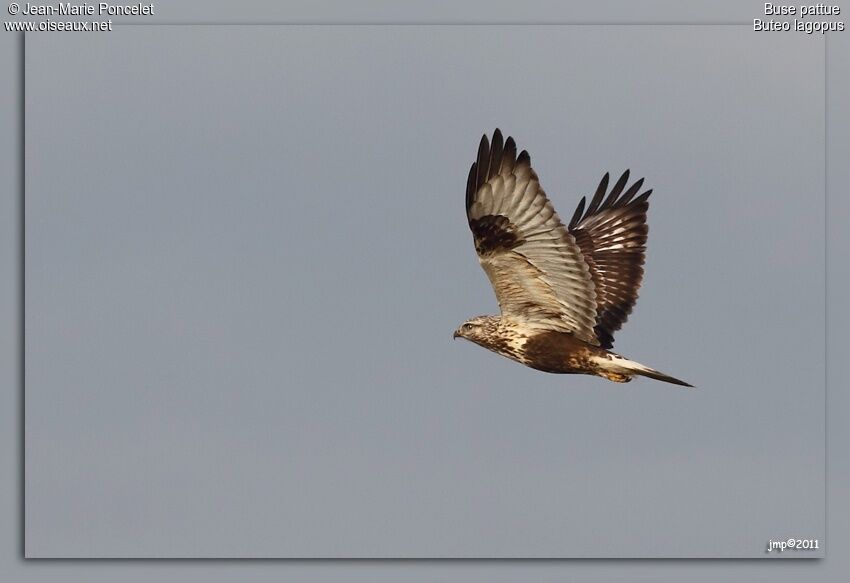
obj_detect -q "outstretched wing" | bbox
[568,170,651,349]
[466,130,598,343]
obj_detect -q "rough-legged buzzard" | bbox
[454,129,692,387]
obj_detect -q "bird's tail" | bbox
[593,354,693,387]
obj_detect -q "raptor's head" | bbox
[453,315,500,343]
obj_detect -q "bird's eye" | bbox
[463,323,474,331]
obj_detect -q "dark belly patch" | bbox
[521,330,597,374]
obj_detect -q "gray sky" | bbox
[25,25,824,557]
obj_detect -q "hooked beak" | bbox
[453,330,460,340]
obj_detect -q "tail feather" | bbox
[594,354,693,387]
[629,365,693,387]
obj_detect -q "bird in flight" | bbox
[453,129,691,387]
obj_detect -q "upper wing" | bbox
[568,170,651,349]
[465,130,599,343]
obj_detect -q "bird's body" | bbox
[454,130,691,387]
[456,316,612,376]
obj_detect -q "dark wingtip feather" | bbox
[489,129,504,178]
[580,170,653,219]
[502,136,517,175]
[597,172,610,193]
[618,177,645,206]
[476,134,490,188]
[516,149,531,166]
[585,173,609,216]
[465,162,477,212]
[608,169,630,201]
[633,189,652,204]
[569,197,587,229]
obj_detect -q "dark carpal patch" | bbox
[469,214,523,255]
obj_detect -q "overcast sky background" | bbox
[24,26,824,557]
